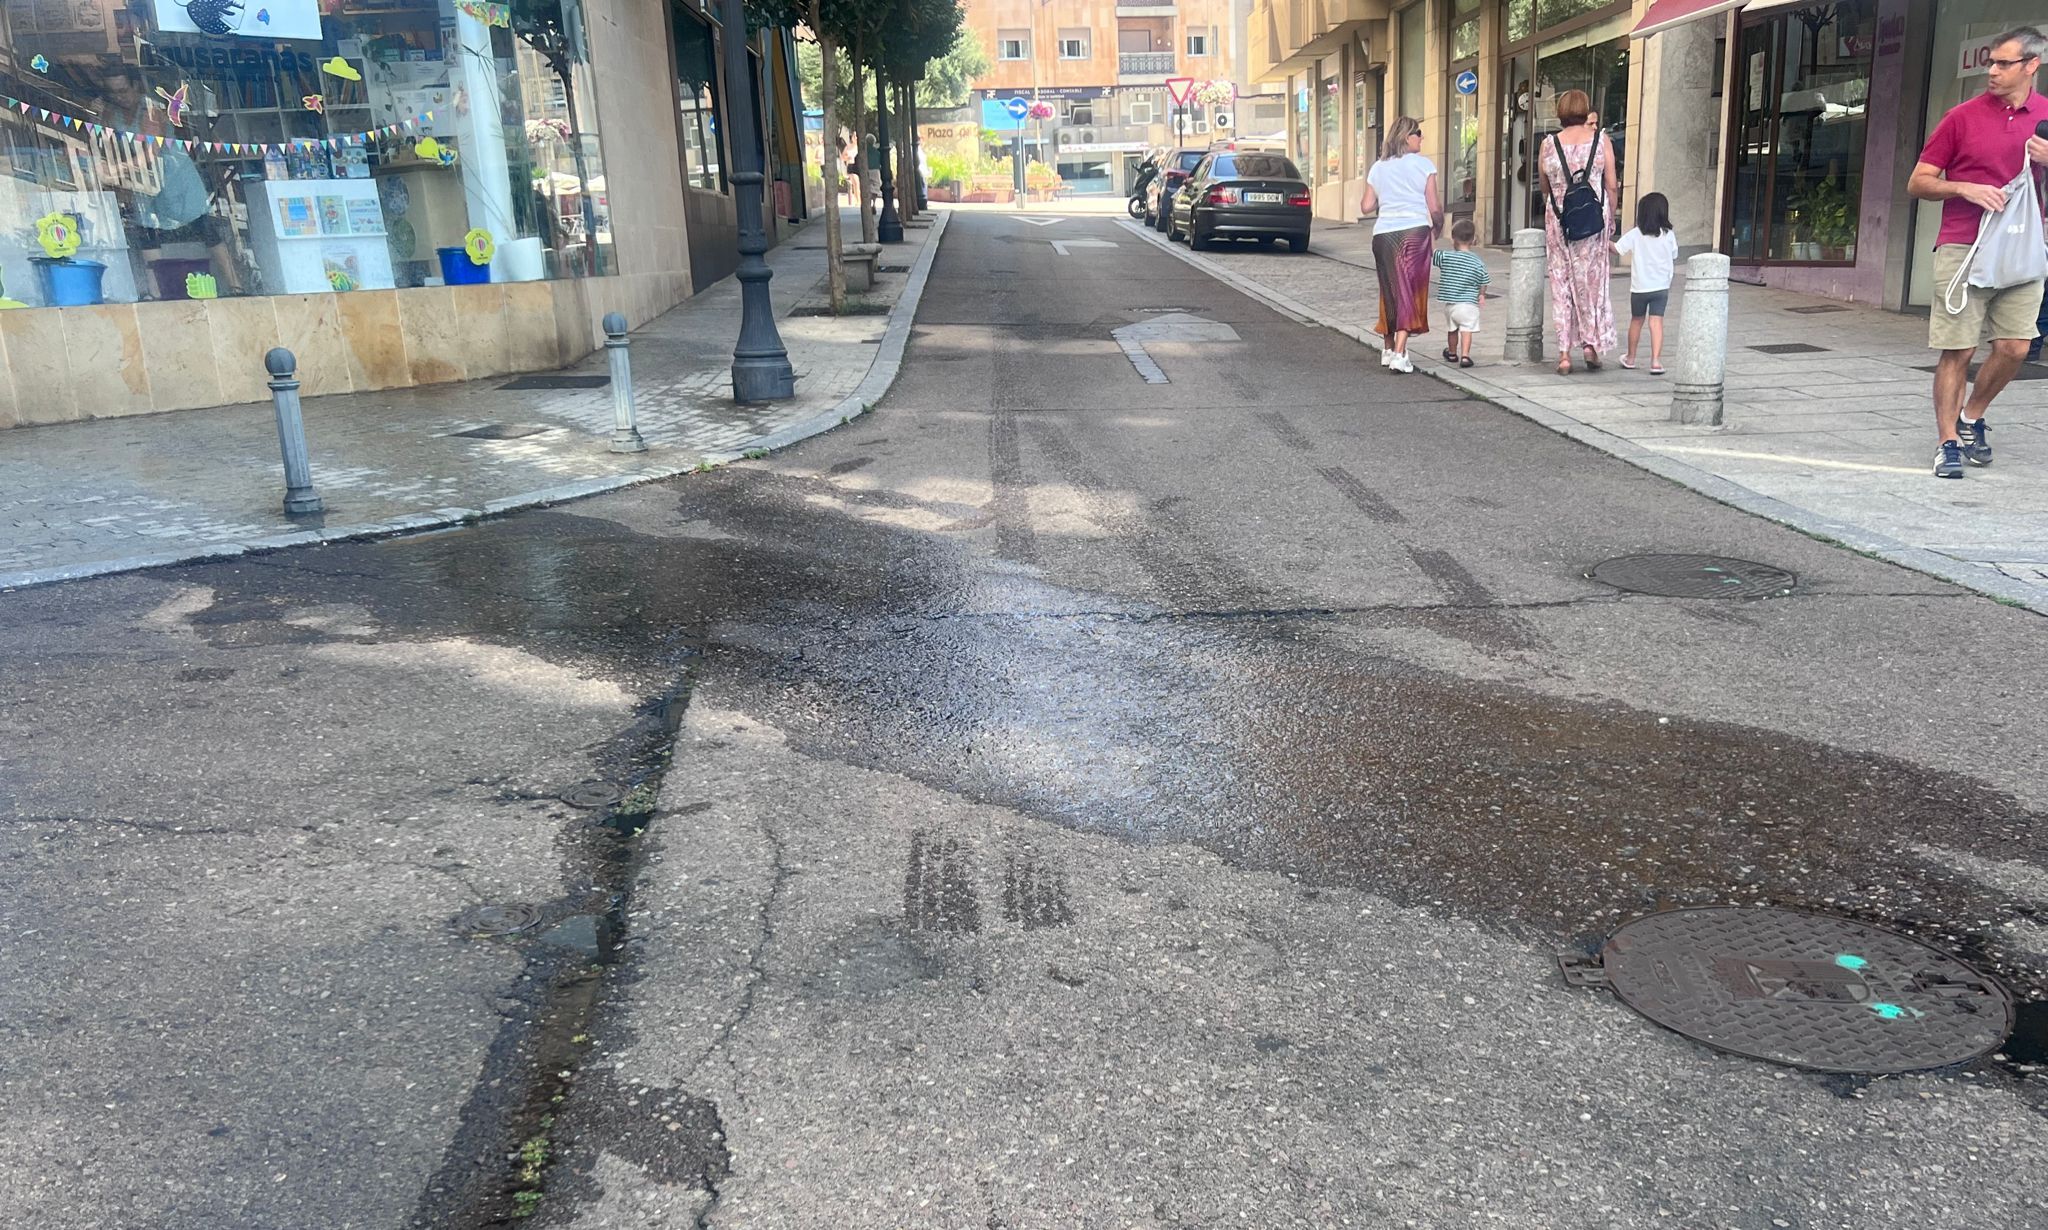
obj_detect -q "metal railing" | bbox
[1119,51,1175,74]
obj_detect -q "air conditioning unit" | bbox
[1193,119,1209,134]
[1077,128,1098,144]
[1214,112,1233,130]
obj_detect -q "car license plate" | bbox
[1245,191,1284,203]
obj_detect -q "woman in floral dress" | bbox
[1539,90,1618,374]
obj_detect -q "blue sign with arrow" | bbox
[1455,70,1478,96]
[1004,97,1032,120]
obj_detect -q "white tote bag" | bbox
[1942,165,2047,314]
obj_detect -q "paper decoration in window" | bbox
[181,0,245,36]
[185,273,219,299]
[457,0,511,26]
[36,212,82,260]
[321,57,362,82]
[29,56,48,74]
[303,95,325,114]
[463,229,495,266]
[414,137,456,166]
[157,84,191,127]
[256,7,269,23]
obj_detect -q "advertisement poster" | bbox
[152,0,322,41]
[316,195,347,235]
[276,196,317,237]
[345,199,384,234]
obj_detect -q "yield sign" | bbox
[1165,77,1196,106]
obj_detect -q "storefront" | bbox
[1495,0,1634,241]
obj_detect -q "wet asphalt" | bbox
[2,210,2047,1228]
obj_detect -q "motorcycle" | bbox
[1127,159,1160,220]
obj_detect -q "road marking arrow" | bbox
[1049,239,1118,256]
[1015,216,1063,227]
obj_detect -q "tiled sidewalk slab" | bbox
[0,213,948,590]
[1131,218,2048,612]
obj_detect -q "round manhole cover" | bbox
[1597,907,2011,1074]
[1587,554,1795,599]
[455,903,541,936]
[560,782,624,810]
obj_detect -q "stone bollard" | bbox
[264,348,324,515]
[1504,228,1548,363]
[603,313,647,454]
[1669,253,1731,426]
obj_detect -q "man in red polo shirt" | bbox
[1908,26,2048,478]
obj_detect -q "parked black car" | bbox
[1167,152,1313,252]
[1147,148,1210,230]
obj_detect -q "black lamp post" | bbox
[717,0,795,402]
[876,71,904,243]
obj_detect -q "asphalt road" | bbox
[1,209,2045,1229]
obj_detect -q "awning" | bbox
[1629,0,1748,39]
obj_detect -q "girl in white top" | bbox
[1358,116,1442,372]
[1613,191,1681,373]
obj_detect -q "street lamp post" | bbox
[717,0,795,402]
[876,72,904,242]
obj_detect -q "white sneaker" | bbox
[1380,348,1394,367]
[1387,352,1414,374]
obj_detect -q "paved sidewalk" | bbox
[1126,217,2048,610]
[0,211,947,590]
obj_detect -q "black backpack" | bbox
[1549,130,1605,242]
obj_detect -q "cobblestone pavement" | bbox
[0,212,942,589]
[1130,217,2048,605]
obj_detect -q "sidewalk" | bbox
[1130,217,2048,611]
[0,211,947,590]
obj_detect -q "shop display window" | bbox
[0,0,611,309]
[1318,72,1338,184]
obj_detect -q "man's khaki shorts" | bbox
[1929,243,2046,350]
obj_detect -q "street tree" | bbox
[915,23,989,111]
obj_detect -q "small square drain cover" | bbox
[499,374,610,390]
[1749,342,1829,354]
[451,423,551,440]
[1587,554,1795,598]
[1785,304,1850,314]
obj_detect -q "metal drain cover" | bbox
[456,903,541,936]
[560,782,624,810]
[1564,907,2011,1074]
[1588,554,1795,599]
[450,423,551,440]
[499,374,610,390]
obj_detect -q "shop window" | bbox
[1293,78,1311,183]
[1727,0,1874,264]
[673,7,724,195]
[0,0,612,307]
[1451,0,1482,61]
[1318,73,1339,184]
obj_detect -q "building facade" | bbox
[957,0,1274,196]
[0,0,807,428]
[1249,0,2048,312]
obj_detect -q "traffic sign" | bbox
[1165,77,1195,106]
[1003,97,1031,120]
[1455,70,1478,96]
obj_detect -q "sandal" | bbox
[1556,357,1573,376]
[1582,348,1603,371]
[1619,356,1636,370]
[1649,364,1665,376]
[1459,356,1474,368]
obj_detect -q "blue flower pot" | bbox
[33,258,108,307]
[437,247,491,286]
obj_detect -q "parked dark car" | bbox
[1147,148,1210,230]
[1168,152,1313,252]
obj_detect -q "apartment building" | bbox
[959,0,1272,195]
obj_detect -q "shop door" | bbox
[674,4,739,292]
[1496,27,1631,240]
[1496,50,1535,243]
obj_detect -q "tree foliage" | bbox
[915,23,988,110]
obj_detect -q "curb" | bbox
[0,213,951,594]
[1117,218,2048,617]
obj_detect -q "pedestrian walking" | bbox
[1614,192,1679,374]
[1359,116,1441,374]
[1538,90,1618,375]
[1433,218,1490,368]
[1908,25,2048,478]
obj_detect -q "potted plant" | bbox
[1799,176,1856,262]
[28,211,107,307]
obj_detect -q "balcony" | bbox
[1116,0,1176,12]
[1119,50,1176,81]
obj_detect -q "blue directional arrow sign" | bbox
[1455,70,1478,96]
[1004,97,1031,120]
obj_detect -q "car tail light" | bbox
[1207,187,1240,205]
[1287,191,1312,207]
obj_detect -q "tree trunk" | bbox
[851,46,876,245]
[809,13,845,313]
[896,80,915,222]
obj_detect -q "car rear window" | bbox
[1213,155,1300,180]
[1174,151,1207,172]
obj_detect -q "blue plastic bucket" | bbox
[34,258,107,306]
[437,246,491,286]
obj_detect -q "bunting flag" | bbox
[0,92,441,157]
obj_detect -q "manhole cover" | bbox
[450,423,551,440]
[1749,342,1830,354]
[455,903,542,936]
[560,782,624,810]
[1563,907,2011,1074]
[1587,554,1795,599]
[500,374,610,390]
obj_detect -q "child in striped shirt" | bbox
[1432,218,1490,368]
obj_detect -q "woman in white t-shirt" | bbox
[1613,192,1680,374]
[1359,117,1442,373]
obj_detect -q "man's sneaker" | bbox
[1958,416,1992,466]
[1933,439,1965,478]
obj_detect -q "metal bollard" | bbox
[264,348,324,515]
[1669,253,1731,426]
[1504,228,1548,363]
[603,312,646,454]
